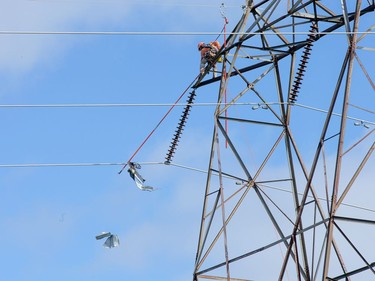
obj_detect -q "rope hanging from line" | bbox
[118,74,200,174]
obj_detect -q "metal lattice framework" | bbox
[190,1,375,280]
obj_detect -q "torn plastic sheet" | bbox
[127,162,156,191]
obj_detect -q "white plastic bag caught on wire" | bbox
[127,162,156,192]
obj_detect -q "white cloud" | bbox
[0,0,135,73]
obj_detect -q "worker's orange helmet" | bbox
[198,42,205,50]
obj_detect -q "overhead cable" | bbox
[0,31,373,36]
[0,102,278,108]
[1,160,373,214]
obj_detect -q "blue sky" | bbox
[0,1,245,281]
[0,1,374,281]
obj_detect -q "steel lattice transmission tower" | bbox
[190,1,375,280]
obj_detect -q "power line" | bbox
[349,103,375,115]
[27,0,240,8]
[163,162,375,214]
[0,101,374,111]
[0,162,124,168]
[0,31,374,36]
[0,161,204,170]
[258,183,375,214]
[35,2,238,7]
[294,103,375,125]
[1,101,373,125]
[2,160,373,214]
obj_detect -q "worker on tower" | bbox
[198,41,221,78]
